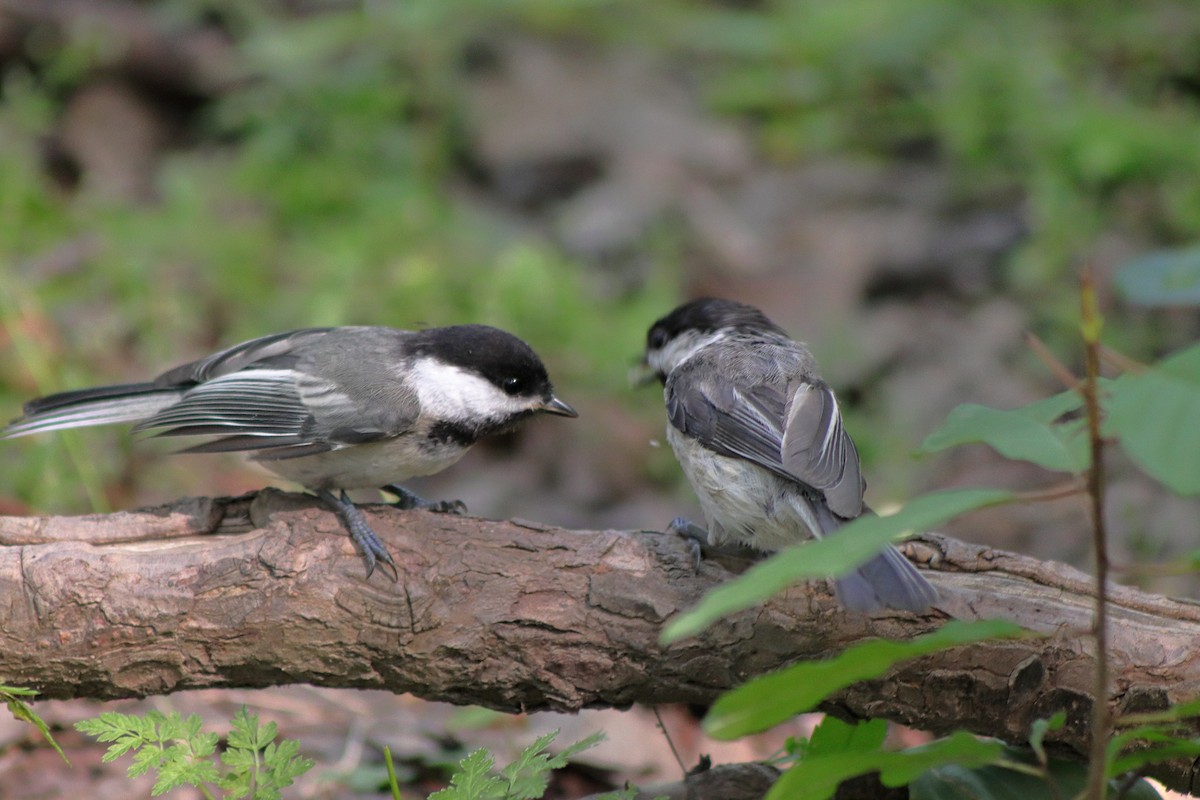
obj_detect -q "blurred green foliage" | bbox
[2,0,1199,512]
[1,1,682,510]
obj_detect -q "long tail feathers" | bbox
[814,500,937,612]
[2,383,183,439]
[835,544,938,613]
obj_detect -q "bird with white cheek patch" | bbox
[641,298,936,612]
[3,324,577,577]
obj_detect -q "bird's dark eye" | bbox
[649,328,669,349]
[502,376,524,395]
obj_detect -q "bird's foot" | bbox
[317,489,398,580]
[665,516,761,571]
[667,516,709,572]
[381,484,467,515]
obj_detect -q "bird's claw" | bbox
[357,534,398,581]
[317,489,399,581]
[668,516,707,573]
[382,484,468,515]
[428,498,468,515]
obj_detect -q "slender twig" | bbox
[1098,345,1147,376]
[1079,268,1111,800]
[1025,331,1082,390]
[1012,478,1087,504]
[653,706,688,777]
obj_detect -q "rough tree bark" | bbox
[1,489,1198,794]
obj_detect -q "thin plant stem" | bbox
[653,706,688,777]
[384,746,404,800]
[1098,345,1146,375]
[1025,331,1081,390]
[1012,478,1087,503]
[1079,269,1111,800]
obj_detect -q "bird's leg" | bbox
[381,484,467,515]
[667,516,761,571]
[667,516,709,572]
[316,489,398,580]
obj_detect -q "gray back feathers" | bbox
[664,330,865,520]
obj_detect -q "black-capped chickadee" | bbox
[3,324,577,576]
[642,298,935,612]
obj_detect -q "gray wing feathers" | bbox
[668,381,788,475]
[153,328,334,385]
[781,381,863,517]
[136,370,331,455]
[141,368,407,453]
[667,370,864,519]
[137,372,311,437]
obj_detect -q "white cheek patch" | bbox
[648,329,727,376]
[408,358,531,420]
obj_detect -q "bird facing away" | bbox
[642,297,936,612]
[3,324,578,576]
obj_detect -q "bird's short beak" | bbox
[629,358,657,388]
[540,395,578,417]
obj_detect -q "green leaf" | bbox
[662,489,1013,643]
[1106,344,1200,495]
[805,717,888,759]
[129,745,165,779]
[504,730,558,775]
[919,394,1088,473]
[77,711,138,742]
[158,711,186,742]
[501,730,557,799]
[228,706,275,751]
[705,619,1029,739]
[221,744,256,770]
[551,730,605,765]
[75,706,309,799]
[429,748,507,800]
[150,739,220,797]
[264,738,314,790]
[219,764,253,799]
[768,731,1005,800]
[191,730,219,759]
[1116,244,1200,306]
[1116,696,1200,726]
[1106,724,1200,777]
[500,730,606,800]
[216,707,313,798]
[4,687,69,765]
[1028,712,1065,765]
[76,711,156,765]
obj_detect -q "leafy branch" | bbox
[428,730,644,800]
[75,706,313,799]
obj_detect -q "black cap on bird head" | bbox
[645,298,788,352]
